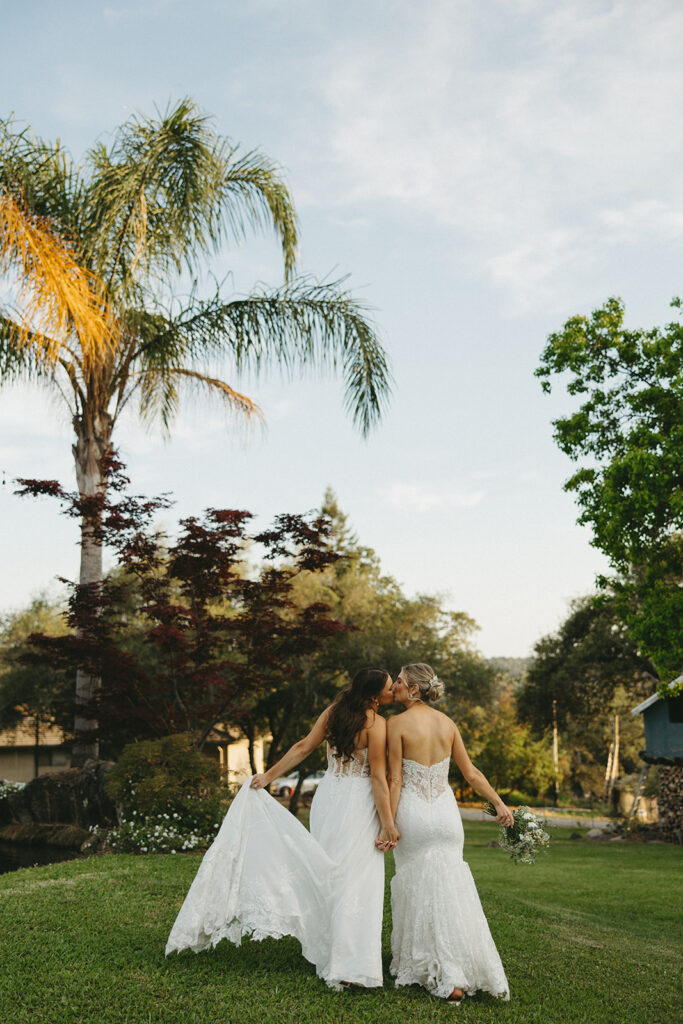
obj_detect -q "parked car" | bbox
[272,770,326,798]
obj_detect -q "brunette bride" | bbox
[385,663,511,1004]
[166,667,398,991]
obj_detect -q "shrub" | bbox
[106,734,225,831]
[93,734,229,854]
[503,789,548,808]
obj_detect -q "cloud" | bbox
[307,0,683,309]
[378,481,485,513]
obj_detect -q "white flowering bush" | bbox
[89,735,230,854]
[0,780,26,800]
[85,805,224,854]
[485,802,551,865]
[102,733,229,851]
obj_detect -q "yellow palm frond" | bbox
[136,365,264,424]
[164,368,263,420]
[0,190,117,363]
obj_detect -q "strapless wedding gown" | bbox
[165,745,384,990]
[391,757,510,1000]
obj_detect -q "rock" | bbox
[609,835,625,842]
[570,831,583,840]
[585,828,604,840]
[0,760,116,828]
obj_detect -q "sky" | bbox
[1,0,682,657]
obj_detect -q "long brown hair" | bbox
[327,667,390,760]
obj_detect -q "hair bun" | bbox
[425,675,444,703]
[401,662,445,703]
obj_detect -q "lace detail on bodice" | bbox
[402,756,451,802]
[326,743,371,779]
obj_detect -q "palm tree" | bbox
[0,99,391,764]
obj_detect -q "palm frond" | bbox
[132,364,263,432]
[0,117,86,238]
[85,98,298,289]
[86,99,231,286]
[135,277,391,436]
[0,312,51,381]
[0,191,116,363]
[220,148,298,280]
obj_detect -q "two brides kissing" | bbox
[166,664,511,1005]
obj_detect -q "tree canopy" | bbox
[1,100,391,760]
[537,296,683,678]
[518,595,655,733]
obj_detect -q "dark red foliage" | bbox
[18,453,347,755]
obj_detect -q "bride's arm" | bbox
[450,724,514,826]
[367,716,399,846]
[387,718,403,821]
[250,707,331,789]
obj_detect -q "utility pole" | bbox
[603,714,620,804]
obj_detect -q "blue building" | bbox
[632,674,683,843]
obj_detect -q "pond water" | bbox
[0,841,83,875]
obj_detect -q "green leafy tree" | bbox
[518,596,653,799]
[0,596,72,777]
[0,101,390,761]
[237,490,498,812]
[464,684,556,799]
[557,685,647,801]
[536,296,682,677]
[518,596,655,732]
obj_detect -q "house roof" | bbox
[631,693,660,716]
[632,673,683,716]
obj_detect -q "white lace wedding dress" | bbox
[165,745,384,990]
[391,757,510,1001]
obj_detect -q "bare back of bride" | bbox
[386,663,511,1004]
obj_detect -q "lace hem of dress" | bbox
[390,854,510,1001]
[166,914,383,990]
[393,966,510,1001]
[401,756,451,802]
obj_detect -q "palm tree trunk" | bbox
[71,411,112,766]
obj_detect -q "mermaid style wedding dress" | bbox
[165,745,384,990]
[391,757,510,1001]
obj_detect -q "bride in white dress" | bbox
[166,667,398,990]
[386,663,511,1004]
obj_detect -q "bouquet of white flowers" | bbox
[484,802,550,865]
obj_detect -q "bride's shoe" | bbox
[446,987,464,1006]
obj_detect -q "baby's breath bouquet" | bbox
[484,803,550,865]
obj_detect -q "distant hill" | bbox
[486,656,532,681]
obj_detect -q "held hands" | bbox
[375,825,400,851]
[250,773,269,789]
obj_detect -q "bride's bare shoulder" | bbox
[387,712,406,737]
[432,707,457,729]
[365,710,386,733]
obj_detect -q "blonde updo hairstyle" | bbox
[401,662,445,703]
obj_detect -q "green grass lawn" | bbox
[1,823,681,1024]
